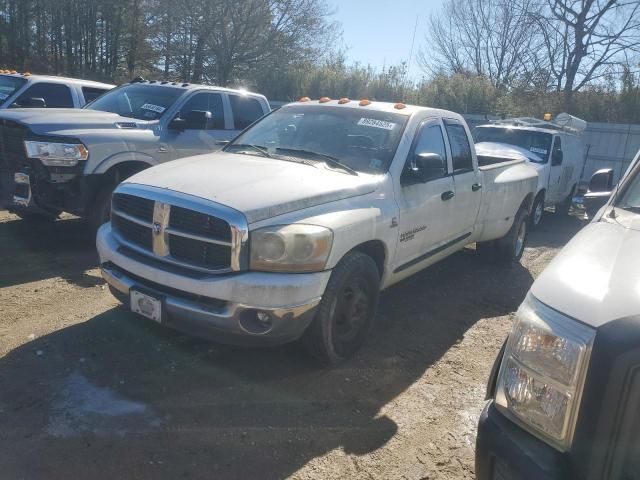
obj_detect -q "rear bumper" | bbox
[476,402,570,480]
[97,223,331,346]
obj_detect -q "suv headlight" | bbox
[250,224,333,273]
[495,294,595,451]
[24,140,89,166]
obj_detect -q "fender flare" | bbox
[88,152,158,175]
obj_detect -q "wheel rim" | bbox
[515,219,527,257]
[332,277,370,347]
[534,201,543,225]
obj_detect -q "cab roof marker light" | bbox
[359,99,372,106]
[298,96,311,102]
[338,98,350,104]
[319,96,331,103]
[394,103,407,109]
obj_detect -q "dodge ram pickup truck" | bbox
[0,79,269,228]
[97,98,538,364]
[476,149,640,480]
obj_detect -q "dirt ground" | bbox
[0,209,584,480]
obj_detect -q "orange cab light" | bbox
[338,97,350,104]
[318,96,331,103]
[359,98,372,106]
[394,102,407,110]
[544,113,552,121]
[23,72,31,76]
[298,96,311,102]
[10,70,16,74]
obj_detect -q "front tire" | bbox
[494,208,528,264]
[302,251,380,366]
[13,207,61,223]
[530,193,545,229]
[88,182,116,235]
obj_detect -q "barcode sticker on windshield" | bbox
[530,147,547,155]
[141,103,166,114]
[0,93,9,100]
[358,118,397,130]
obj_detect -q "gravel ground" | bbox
[0,210,584,480]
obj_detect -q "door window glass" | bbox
[82,87,110,103]
[406,123,448,177]
[444,121,473,173]
[179,92,225,130]
[229,95,264,130]
[13,82,73,108]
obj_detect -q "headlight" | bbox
[250,224,333,272]
[24,140,89,166]
[495,294,595,451]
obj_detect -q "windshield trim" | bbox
[613,150,640,211]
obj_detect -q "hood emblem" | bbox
[152,222,162,235]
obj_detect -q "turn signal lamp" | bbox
[298,96,311,102]
[359,98,372,106]
[544,113,552,121]
[319,96,331,103]
[394,103,407,110]
[338,97,350,104]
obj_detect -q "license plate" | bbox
[130,290,162,323]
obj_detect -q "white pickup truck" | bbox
[97,99,538,364]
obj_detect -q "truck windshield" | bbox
[226,105,409,174]
[618,162,640,212]
[0,75,27,106]
[474,127,552,163]
[84,84,184,120]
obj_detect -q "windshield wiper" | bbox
[275,148,357,175]
[226,143,272,158]
[620,205,640,213]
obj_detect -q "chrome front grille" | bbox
[111,186,247,273]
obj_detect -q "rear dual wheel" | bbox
[477,208,528,265]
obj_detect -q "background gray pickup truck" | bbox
[0,79,270,230]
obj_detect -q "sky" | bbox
[329,0,444,79]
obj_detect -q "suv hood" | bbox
[124,152,382,223]
[531,214,640,328]
[0,108,152,135]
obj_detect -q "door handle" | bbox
[441,191,455,201]
[472,183,482,192]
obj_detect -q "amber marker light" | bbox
[359,98,372,106]
[298,96,311,102]
[319,96,331,103]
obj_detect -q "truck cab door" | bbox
[547,135,565,203]
[394,119,457,271]
[163,91,234,160]
[443,119,482,237]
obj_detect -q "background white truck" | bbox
[97,99,538,364]
[474,114,586,228]
[0,79,270,229]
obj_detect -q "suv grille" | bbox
[111,192,233,272]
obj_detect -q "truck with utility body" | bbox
[474,114,586,228]
[97,98,538,364]
[0,79,270,228]
[476,149,640,480]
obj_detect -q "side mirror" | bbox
[588,168,614,193]
[409,153,446,183]
[552,149,563,166]
[183,110,211,129]
[11,97,46,108]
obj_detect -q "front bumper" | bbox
[97,223,331,346]
[476,402,570,480]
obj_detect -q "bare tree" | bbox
[536,0,640,111]
[420,0,541,90]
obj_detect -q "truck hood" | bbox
[0,108,152,135]
[124,152,382,223]
[531,214,640,328]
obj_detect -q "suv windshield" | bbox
[226,105,409,174]
[84,84,184,120]
[0,75,27,105]
[474,127,553,163]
